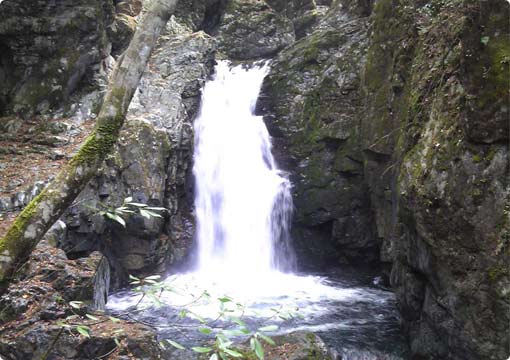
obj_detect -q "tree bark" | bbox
[0,0,179,290]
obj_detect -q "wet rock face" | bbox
[1,320,163,360]
[257,3,377,268]
[0,242,161,360]
[0,0,115,117]
[460,2,509,144]
[0,241,108,325]
[361,0,509,358]
[60,30,216,289]
[214,0,295,60]
[265,0,331,39]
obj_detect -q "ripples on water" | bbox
[108,268,409,359]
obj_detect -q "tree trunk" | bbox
[0,0,179,290]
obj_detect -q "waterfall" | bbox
[108,62,407,360]
[193,61,295,276]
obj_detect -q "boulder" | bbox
[0,0,114,117]
[257,3,376,268]
[109,13,138,56]
[214,0,295,60]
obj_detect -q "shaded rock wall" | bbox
[101,0,510,356]
[257,1,377,268]
[258,0,509,357]
[0,0,115,116]
[0,240,163,360]
[213,0,295,60]
[361,0,509,358]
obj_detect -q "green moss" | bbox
[488,266,508,283]
[71,87,127,166]
[462,8,510,114]
[476,34,510,109]
[486,147,497,162]
[0,188,49,283]
[472,154,482,163]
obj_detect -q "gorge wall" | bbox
[258,0,509,358]
[0,0,508,359]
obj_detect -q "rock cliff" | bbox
[362,1,509,358]
[258,0,509,358]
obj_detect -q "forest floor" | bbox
[0,116,95,237]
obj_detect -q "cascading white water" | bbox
[193,61,295,276]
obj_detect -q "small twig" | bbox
[95,345,119,360]
[41,327,64,360]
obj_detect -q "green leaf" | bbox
[166,339,186,350]
[76,326,90,338]
[109,316,120,323]
[179,309,187,318]
[69,301,83,309]
[139,209,152,219]
[251,337,264,360]
[223,348,243,358]
[258,333,276,346]
[85,314,99,321]
[127,202,148,207]
[144,275,161,281]
[230,317,246,327]
[146,206,167,211]
[192,347,213,353]
[129,274,141,284]
[258,325,278,332]
[115,337,121,347]
[144,279,159,285]
[223,329,248,337]
[209,354,219,360]
[218,296,233,303]
[481,36,490,45]
[240,327,251,335]
[106,212,126,227]
[192,314,207,324]
[115,207,135,214]
[56,321,71,329]
[144,210,163,218]
[147,293,163,307]
[199,327,213,335]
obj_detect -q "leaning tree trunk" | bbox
[0,0,179,290]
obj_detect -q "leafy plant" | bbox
[127,274,297,360]
[97,196,167,227]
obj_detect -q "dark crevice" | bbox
[200,0,228,35]
[0,41,15,116]
[322,137,347,152]
[363,148,392,163]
